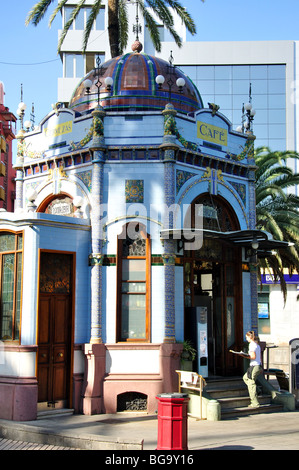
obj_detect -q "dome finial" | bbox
[131,40,143,53]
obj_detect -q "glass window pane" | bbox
[215,80,232,95]
[232,65,250,79]
[268,65,286,79]
[0,234,15,252]
[251,79,268,94]
[121,294,146,339]
[214,95,232,109]
[197,80,214,95]
[233,80,251,95]
[122,282,146,293]
[268,79,285,94]
[75,9,85,30]
[269,124,286,139]
[268,109,286,124]
[251,94,268,109]
[122,259,146,281]
[215,66,232,80]
[268,94,286,109]
[75,54,84,77]
[64,6,73,27]
[250,65,267,79]
[14,253,22,341]
[65,54,74,78]
[1,254,15,340]
[95,8,105,30]
[197,66,214,79]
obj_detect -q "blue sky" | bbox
[0,0,299,130]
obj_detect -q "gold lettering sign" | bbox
[197,121,227,146]
[44,121,73,138]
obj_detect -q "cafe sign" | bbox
[197,121,227,146]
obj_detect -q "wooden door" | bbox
[37,252,73,408]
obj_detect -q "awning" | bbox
[160,228,291,256]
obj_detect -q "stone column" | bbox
[83,106,106,414]
[247,132,259,334]
[89,106,106,344]
[160,103,179,343]
[13,130,26,212]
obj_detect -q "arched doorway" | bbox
[183,194,243,376]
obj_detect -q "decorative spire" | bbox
[131,0,143,52]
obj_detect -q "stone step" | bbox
[218,394,271,410]
[221,403,284,419]
[37,409,74,420]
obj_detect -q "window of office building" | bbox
[64,6,105,30]
[180,64,286,151]
[64,53,105,78]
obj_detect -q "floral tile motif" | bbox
[125,179,144,203]
[77,170,92,192]
[176,169,197,194]
[229,181,246,207]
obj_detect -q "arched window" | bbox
[116,223,151,342]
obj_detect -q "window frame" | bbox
[116,224,151,343]
[0,230,23,342]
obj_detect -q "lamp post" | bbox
[236,83,256,133]
[84,56,113,109]
[155,52,185,103]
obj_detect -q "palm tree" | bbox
[26,0,201,58]
[255,146,299,302]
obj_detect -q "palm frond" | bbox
[49,0,69,28]
[83,0,104,52]
[26,0,53,26]
[118,0,129,55]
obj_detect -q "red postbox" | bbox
[156,393,189,450]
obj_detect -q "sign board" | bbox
[260,274,299,285]
[197,121,227,146]
[197,306,208,377]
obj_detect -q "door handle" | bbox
[41,353,46,358]
[57,352,64,358]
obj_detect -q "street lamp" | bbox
[236,83,256,133]
[84,56,113,107]
[155,51,186,102]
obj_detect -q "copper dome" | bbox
[69,49,203,115]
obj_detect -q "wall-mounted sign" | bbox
[197,121,227,146]
[44,121,73,138]
[260,274,299,284]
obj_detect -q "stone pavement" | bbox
[1,408,299,451]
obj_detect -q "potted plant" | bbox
[180,340,197,371]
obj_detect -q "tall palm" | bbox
[26,0,201,58]
[255,146,299,302]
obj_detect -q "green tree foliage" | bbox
[26,0,203,58]
[255,146,299,302]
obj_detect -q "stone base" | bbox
[0,376,38,421]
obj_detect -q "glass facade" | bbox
[180,64,286,150]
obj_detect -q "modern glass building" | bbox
[179,63,286,151]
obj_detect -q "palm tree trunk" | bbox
[108,0,120,58]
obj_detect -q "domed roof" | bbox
[69,46,203,115]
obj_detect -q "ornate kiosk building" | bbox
[0,43,284,420]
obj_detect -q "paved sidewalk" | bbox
[1,408,299,451]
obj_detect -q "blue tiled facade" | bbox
[0,49,262,419]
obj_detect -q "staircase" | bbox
[204,377,284,419]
